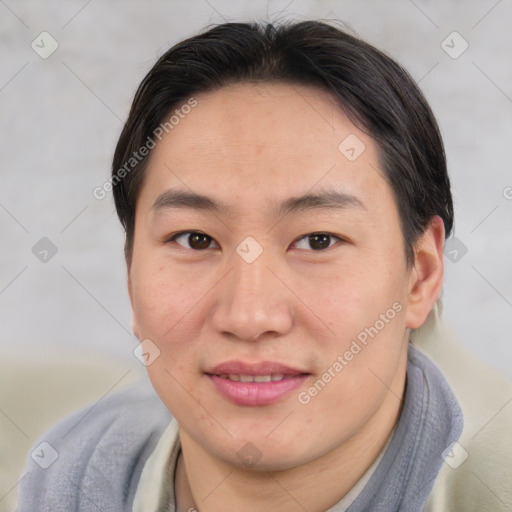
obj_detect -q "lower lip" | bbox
[207,374,309,406]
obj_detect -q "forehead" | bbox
[139,82,392,216]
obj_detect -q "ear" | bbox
[127,270,141,341]
[405,216,445,329]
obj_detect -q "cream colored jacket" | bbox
[412,303,512,511]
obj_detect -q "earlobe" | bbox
[405,216,445,329]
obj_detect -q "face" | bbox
[129,83,416,471]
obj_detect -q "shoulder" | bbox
[17,378,172,512]
[411,304,512,511]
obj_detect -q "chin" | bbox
[209,432,316,473]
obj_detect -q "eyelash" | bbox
[166,231,344,252]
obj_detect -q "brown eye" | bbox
[188,233,211,249]
[309,234,331,250]
[172,231,217,250]
[294,233,341,251]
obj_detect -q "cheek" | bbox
[300,255,406,336]
[302,256,408,397]
[297,296,407,448]
[131,259,197,339]
[130,259,215,383]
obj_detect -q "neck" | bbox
[175,364,406,512]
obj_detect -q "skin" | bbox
[128,82,445,512]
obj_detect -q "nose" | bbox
[210,249,294,342]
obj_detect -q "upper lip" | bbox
[206,360,309,376]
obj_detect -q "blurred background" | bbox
[1,0,511,509]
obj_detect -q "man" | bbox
[18,20,512,511]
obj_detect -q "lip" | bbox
[205,360,310,406]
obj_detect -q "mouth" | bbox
[214,373,298,382]
[205,361,310,406]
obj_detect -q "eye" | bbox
[293,232,343,251]
[169,231,219,250]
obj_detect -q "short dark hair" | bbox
[112,20,453,266]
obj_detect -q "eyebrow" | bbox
[151,188,366,217]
